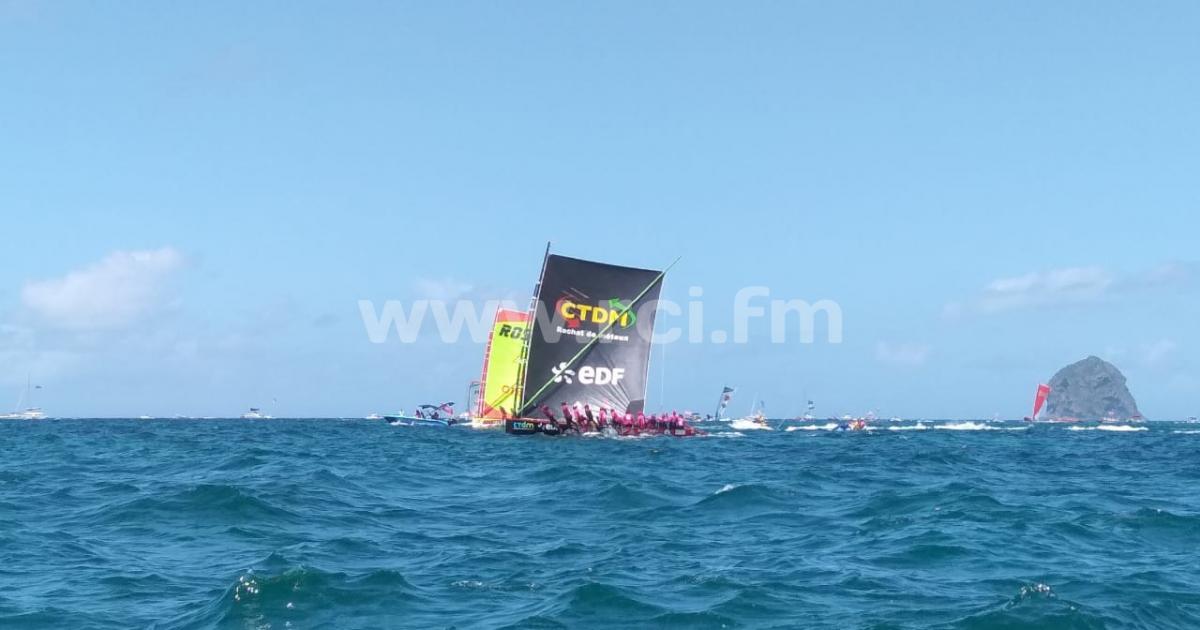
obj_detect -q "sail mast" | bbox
[14,373,28,413]
[651,265,672,411]
[514,241,551,417]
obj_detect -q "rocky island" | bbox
[1046,356,1142,420]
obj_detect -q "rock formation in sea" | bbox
[1045,356,1141,420]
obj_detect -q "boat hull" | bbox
[504,419,562,436]
[386,415,455,428]
[0,410,46,420]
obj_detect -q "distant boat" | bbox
[1025,383,1052,422]
[365,413,383,420]
[388,403,458,427]
[730,396,771,430]
[732,396,775,428]
[386,416,455,427]
[794,398,816,421]
[0,408,46,420]
[730,413,772,431]
[715,386,736,422]
[1,375,46,420]
[241,408,272,419]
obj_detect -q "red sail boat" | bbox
[1027,383,1051,422]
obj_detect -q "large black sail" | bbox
[519,254,664,416]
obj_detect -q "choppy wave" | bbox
[936,421,1028,431]
[786,422,839,431]
[729,419,773,431]
[704,430,744,439]
[3,418,1200,628]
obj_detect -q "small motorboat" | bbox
[730,412,772,431]
[386,415,455,427]
[388,402,458,427]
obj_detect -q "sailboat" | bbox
[713,386,735,422]
[1,375,46,420]
[504,248,672,436]
[793,398,816,421]
[469,307,530,429]
[731,396,772,430]
[1024,384,1051,422]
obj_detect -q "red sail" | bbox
[1032,384,1051,419]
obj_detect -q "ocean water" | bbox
[3,419,1200,629]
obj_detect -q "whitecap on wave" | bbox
[785,423,838,432]
[937,422,989,431]
[729,419,773,431]
[888,423,931,431]
[936,422,1028,431]
[1069,425,1148,432]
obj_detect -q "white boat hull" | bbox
[0,409,46,420]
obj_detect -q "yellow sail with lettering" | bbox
[474,308,529,424]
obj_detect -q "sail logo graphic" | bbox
[552,362,625,386]
[558,297,636,329]
[552,362,576,384]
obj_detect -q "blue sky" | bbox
[2,2,1197,418]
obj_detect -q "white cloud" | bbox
[978,266,1113,313]
[950,262,1196,317]
[876,341,931,367]
[21,247,184,330]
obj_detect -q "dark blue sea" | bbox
[3,419,1200,629]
